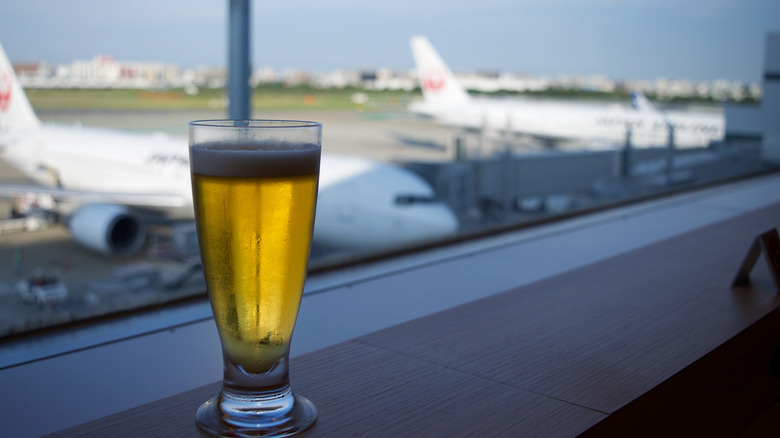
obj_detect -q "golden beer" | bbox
[191,145,319,374]
[190,120,320,437]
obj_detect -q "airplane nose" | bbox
[418,204,458,239]
[435,205,459,234]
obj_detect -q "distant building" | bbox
[11,54,763,102]
[15,55,181,89]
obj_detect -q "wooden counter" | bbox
[51,203,780,437]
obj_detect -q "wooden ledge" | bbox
[51,204,780,437]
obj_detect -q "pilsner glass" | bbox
[189,120,320,437]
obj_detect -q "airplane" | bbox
[0,42,458,256]
[409,36,725,149]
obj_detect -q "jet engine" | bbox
[68,204,146,255]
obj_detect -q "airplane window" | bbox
[395,194,437,205]
[0,8,778,347]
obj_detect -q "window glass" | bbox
[1,2,778,341]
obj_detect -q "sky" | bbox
[1,0,778,83]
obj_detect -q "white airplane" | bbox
[0,43,458,255]
[409,36,725,149]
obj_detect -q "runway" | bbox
[33,108,460,162]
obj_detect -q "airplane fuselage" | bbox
[411,98,724,148]
[2,126,191,197]
[409,36,725,150]
[0,123,459,253]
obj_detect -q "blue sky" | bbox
[1,0,778,83]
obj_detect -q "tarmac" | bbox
[34,108,461,162]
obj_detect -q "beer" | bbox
[190,121,320,437]
[191,143,320,374]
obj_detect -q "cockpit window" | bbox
[395,194,437,205]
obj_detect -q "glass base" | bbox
[196,387,316,438]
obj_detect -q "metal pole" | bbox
[666,124,675,173]
[622,123,632,178]
[229,0,251,120]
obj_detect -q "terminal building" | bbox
[726,33,780,164]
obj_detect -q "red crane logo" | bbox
[423,68,446,93]
[0,71,11,113]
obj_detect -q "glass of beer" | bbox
[189,120,320,437]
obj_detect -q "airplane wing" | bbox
[0,184,189,208]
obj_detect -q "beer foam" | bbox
[190,141,321,177]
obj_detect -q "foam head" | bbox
[188,120,321,177]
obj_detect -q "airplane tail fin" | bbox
[410,36,470,106]
[0,42,41,131]
[630,91,655,112]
